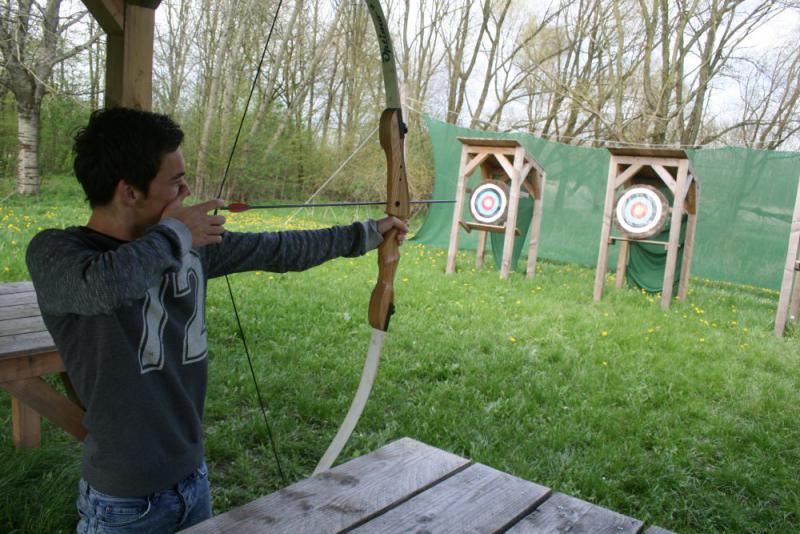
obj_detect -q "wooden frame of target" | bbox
[774,175,800,337]
[593,147,700,310]
[446,137,546,280]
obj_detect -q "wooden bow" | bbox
[313,0,410,474]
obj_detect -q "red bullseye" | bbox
[481,197,496,210]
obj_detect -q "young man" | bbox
[25,107,407,533]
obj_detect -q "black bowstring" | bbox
[214,0,287,485]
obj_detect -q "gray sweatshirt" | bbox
[26,218,382,497]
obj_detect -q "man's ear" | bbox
[116,180,143,206]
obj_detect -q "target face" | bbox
[614,185,669,239]
[469,181,509,224]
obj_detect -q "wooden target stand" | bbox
[774,175,800,337]
[593,147,700,310]
[446,138,545,279]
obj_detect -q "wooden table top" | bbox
[0,281,55,361]
[186,437,672,534]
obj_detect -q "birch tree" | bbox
[0,0,99,194]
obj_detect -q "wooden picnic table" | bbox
[186,437,675,533]
[0,281,86,448]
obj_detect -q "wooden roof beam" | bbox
[81,0,124,34]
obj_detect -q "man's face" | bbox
[133,147,187,227]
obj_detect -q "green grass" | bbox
[1,176,799,532]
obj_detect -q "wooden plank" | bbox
[11,396,40,449]
[0,376,87,441]
[476,231,487,268]
[661,160,689,309]
[446,146,471,274]
[106,3,156,109]
[0,281,34,295]
[526,189,544,280]
[612,156,685,169]
[615,239,629,288]
[507,492,644,533]
[351,463,551,533]
[524,153,546,177]
[501,146,525,279]
[613,163,644,189]
[607,146,687,159]
[0,315,48,337]
[678,213,699,299]
[0,303,43,321]
[185,437,470,533]
[609,236,672,249]
[789,269,800,320]
[460,221,521,236]
[776,175,800,337]
[458,137,521,149]
[127,0,162,8]
[461,151,490,180]
[0,330,57,360]
[651,165,677,194]
[594,156,619,301]
[0,352,64,382]
[494,153,516,181]
[80,0,124,34]
[0,291,38,307]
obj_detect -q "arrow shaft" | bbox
[223,199,453,212]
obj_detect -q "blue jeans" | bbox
[76,461,212,533]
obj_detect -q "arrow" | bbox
[222,199,454,213]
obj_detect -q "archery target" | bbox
[469,181,509,224]
[614,185,669,239]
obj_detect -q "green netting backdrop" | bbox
[413,116,800,290]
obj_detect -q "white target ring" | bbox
[614,185,669,239]
[469,181,509,224]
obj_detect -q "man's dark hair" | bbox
[73,108,184,208]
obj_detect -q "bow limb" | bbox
[313,0,410,475]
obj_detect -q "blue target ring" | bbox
[470,181,509,224]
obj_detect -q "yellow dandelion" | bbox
[509,336,517,343]
[601,331,608,337]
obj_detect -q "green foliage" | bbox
[1,189,799,533]
[38,98,93,176]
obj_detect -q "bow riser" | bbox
[369,108,410,331]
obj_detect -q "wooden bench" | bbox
[185,437,675,533]
[0,281,86,448]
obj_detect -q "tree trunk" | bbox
[16,102,40,195]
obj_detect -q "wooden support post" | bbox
[661,161,689,309]
[678,179,699,299]
[500,147,524,279]
[775,176,800,337]
[11,397,40,449]
[476,231,487,268]
[593,156,619,301]
[446,147,471,274]
[105,3,156,109]
[526,172,545,280]
[789,270,800,320]
[615,240,629,289]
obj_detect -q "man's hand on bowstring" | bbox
[161,186,227,247]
